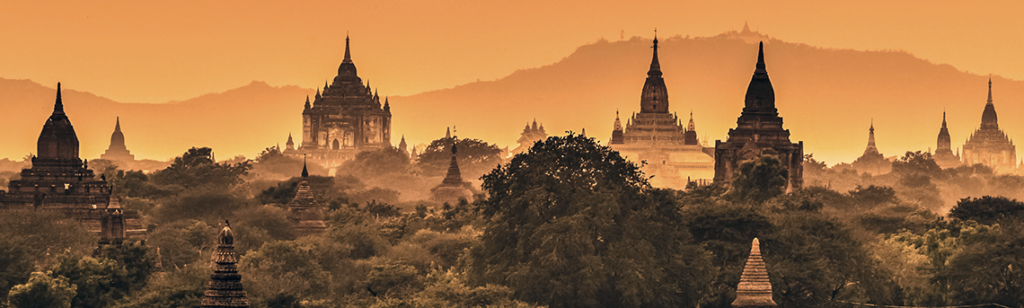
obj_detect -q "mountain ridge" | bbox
[2,30,1021,166]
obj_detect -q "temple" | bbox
[285,36,392,169]
[851,121,892,175]
[933,112,962,169]
[961,78,1016,172]
[2,84,111,221]
[714,42,804,190]
[431,143,473,204]
[732,238,777,307]
[287,160,327,237]
[511,119,547,156]
[398,135,409,157]
[609,35,715,189]
[201,222,250,308]
[100,117,135,163]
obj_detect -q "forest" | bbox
[2,133,1023,308]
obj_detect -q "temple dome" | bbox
[37,83,80,160]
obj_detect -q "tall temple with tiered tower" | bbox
[100,117,136,163]
[851,121,891,175]
[1,84,143,235]
[933,112,962,169]
[714,42,803,190]
[284,36,392,169]
[2,84,111,211]
[609,35,715,189]
[962,78,1016,172]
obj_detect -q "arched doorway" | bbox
[332,139,340,150]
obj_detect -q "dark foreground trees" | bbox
[469,132,713,308]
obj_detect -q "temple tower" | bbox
[732,238,777,307]
[851,121,891,175]
[431,142,472,204]
[933,112,961,169]
[609,34,715,189]
[287,160,327,237]
[962,78,1016,172]
[100,117,135,162]
[3,84,112,217]
[289,35,393,168]
[201,222,250,308]
[714,42,804,189]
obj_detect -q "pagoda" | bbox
[732,238,777,307]
[933,112,961,169]
[99,117,135,163]
[2,84,111,217]
[431,140,473,204]
[201,222,250,308]
[962,78,1015,172]
[287,160,327,237]
[714,42,804,190]
[851,121,891,175]
[609,34,715,189]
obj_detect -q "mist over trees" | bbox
[2,134,1024,307]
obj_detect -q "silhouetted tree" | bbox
[417,137,501,179]
[470,133,712,308]
[728,155,789,204]
[949,196,1024,224]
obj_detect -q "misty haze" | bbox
[3,3,1024,308]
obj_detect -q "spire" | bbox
[304,95,311,108]
[687,111,696,132]
[337,35,358,77]
[864,120,878,155]
[742,42,776,114]
[441,143,463,185]
[343,35,352,64]
[756,42,766,72]
[301,156,309,178]
[445,127,451,139]
[383,97,390,111]
[987,76,993,105]
[54,83,65,116]
[114,117,121,133]
[648,31,661,75]
[613,110,623,131]
[315,88,321,100]
[732,238,777,307]
[639,31,669,113]
[981,78,999,129]
[942,111,947,128]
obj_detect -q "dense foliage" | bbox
[4,139,1024,307]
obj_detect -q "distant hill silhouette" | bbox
[2,30,1022,165]
[391,31,1024,165]
[0,79,309,161]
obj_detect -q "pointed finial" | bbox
[343,34,352,63]
[115,116,121,132]
[756,41,766,71]
[301,155,309,178]
[987,75,993,104]
[53,82,65,116]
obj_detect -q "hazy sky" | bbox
[2,0,1023,103]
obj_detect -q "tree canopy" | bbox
[469,133,712,308]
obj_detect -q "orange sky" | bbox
[3,1,1023,103]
